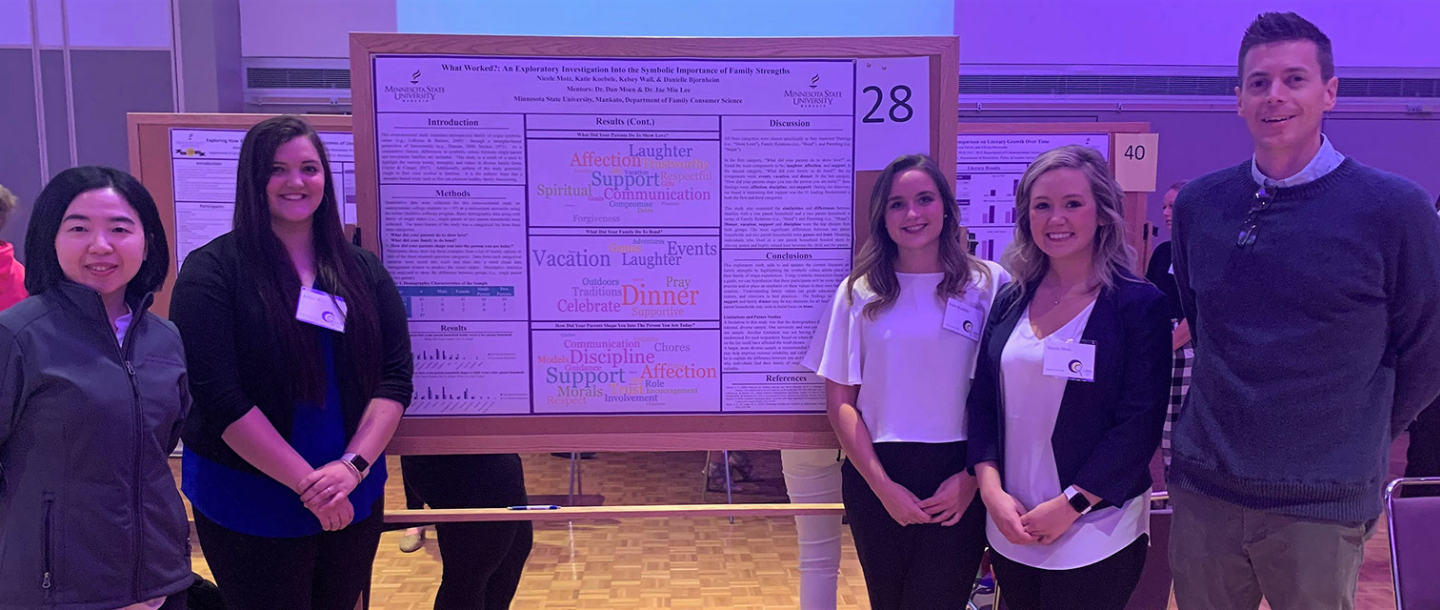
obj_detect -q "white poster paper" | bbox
[956,133,1110,263]
[855,56,932,171]
[407,321,531,415]
[374,54,919,415]
[170,128,356,268]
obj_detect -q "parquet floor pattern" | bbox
[178,441,1411,609]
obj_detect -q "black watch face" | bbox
[350,455,370,471]
[1068,493,1090,513]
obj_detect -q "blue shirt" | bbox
[1250,134,1345,188]
[182,331,387,537]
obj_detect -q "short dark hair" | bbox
[1239,12,1334,82]
[24,166,171,301]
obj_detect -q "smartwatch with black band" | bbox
[1063,485,1094,516]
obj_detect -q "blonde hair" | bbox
[848,154,990,319]
[1002,145,1139,307]
[0,184,16,230]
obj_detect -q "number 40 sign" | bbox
[854,57,931,171]
[1114,133,1161,192]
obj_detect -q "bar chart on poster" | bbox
[364,49,940,418]
[956,133,1109,263]
[169,128,358,268]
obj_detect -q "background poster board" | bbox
[127,113,353,316]
[170,129,357,268]
[954,123,1153,270]
[349,35,958,454]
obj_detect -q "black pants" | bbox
[1405,399,1440,497]
[401,454,533,610]
[404,471,426,510]
[193,499,384,610]
[841,441,988,610]
[158,590,187,609]
[991,534,1149,610]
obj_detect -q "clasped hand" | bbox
[1018,495,1081,545]
[298,461,361,531]
[983,488,1080,545]
[878,472,977,527]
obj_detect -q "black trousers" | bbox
[401,454,533,610]
[193,499,384,610]
[991,533,1149,610]
[841,441,988,610]
[158,590,187,609]
[404,471,426,510]
[1405,399,1440,497]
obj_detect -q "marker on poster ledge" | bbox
[507,504,562,511]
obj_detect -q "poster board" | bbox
[349,34,958,454]
[955,123,1154,271]
[126,113,354,317]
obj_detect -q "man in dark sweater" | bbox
[1403,195,1440,498]
[1168,12,1440,610]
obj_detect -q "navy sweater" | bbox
[1170,158,1440,523]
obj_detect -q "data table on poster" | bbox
[372,55,931,416]
[956,134,1109,263]
[170,128,358,268]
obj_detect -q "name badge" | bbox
[942,298,985,342]
[296,286,347,332]
[1043,338,1096,382]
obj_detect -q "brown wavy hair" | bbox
[848,154,990,319]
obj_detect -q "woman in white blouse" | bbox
[966,145,1170,609]
[803,154,1009,609]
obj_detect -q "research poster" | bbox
[370,54,931,415]
[170,128,358,268]
[955,134,1109,261]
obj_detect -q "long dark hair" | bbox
[25,166,171,302]
[848,154,990,319]
[234,116,381,404]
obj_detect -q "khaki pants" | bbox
[1168,487,1377,610]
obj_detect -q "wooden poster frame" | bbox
[955,122,1157,270]
[126,112,354,317]
[348,34,958,455]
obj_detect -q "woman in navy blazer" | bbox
[967,145,1171,610]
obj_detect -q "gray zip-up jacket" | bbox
[0,282,192,610]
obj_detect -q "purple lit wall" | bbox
[960,110,1440,244]
[954,0,1440,69]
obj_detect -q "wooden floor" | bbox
[180,439,1413,609]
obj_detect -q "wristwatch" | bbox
[1063,486,1094,516]
[341,452,371,481]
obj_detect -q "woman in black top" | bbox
[968,145,1170,610]
[1144,180,1190,472]
[171,116,413,610]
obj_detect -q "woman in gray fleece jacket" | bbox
[0,166,191,610]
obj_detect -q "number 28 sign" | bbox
[854,57,931,171]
